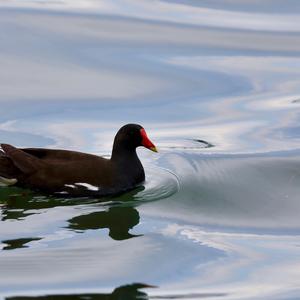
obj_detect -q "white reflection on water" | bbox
[155,223,300,300]
[2,0,300,32]
[0,56,166,101]
[142,153,300,230]
[0,6,300,152]
[1,213,300,300]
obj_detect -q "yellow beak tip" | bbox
[150,146,158,153]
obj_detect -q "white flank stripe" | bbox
[75,183,99,191]
[64,184,76,189]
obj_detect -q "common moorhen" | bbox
[0,124,157,197]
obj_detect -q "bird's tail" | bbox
[0,150,18,186]
[0,176,17,186]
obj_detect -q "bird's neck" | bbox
[111,144,137,162]
[110,146,145,185]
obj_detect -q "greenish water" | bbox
[1,1,300,299]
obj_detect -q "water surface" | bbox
[1,1,300,299]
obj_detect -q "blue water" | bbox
[1,1,300,299]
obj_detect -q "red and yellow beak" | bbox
[140,128,158,152]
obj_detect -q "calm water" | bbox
[1,1,300,299]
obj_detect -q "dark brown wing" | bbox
[22,148,103,162]
[1,144,44,175]
[0,154,19,178]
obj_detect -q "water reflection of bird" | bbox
[0,124,157,197]
[1,206,140,250]
[2,237,41,251]
[5,283,153,300]
[1,205,141,250]
[67,206,141,240]
[1,185,143,246]
[0,187,85,221]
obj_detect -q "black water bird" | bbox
[0,124,157,197]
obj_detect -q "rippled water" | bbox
[1,1,300,299]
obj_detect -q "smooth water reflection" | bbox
[1,0,300,299]
[67,207,140,240]
[6,284,152,300]
[2,238,42,251]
